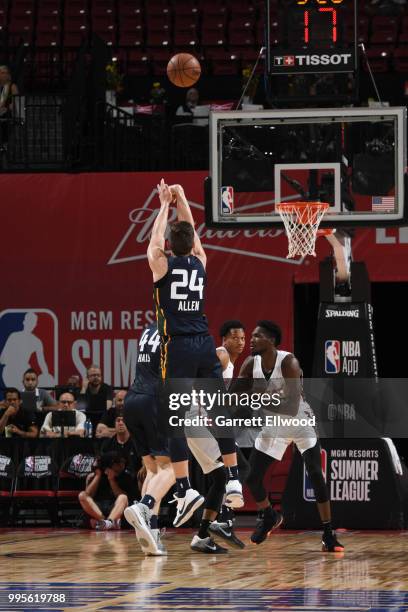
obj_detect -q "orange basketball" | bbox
[166,53,201,88]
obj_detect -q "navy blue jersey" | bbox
[130,324,160,396]
[154,255,208,336]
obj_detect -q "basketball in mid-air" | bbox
[166,53,201,88]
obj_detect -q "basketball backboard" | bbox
[205,107,407,229]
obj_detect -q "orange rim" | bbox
[276,201,329,225]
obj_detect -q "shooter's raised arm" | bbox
[170,183,206,268]
[147,178,172,281]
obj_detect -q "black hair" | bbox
[169,221,194,256]
[219,320,245,338]
[4,387,21,399]
[256,320,282,346]
[99,451,126,470]
[23,368,38,378]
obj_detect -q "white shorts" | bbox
[184,402,224,474]
[187,433,223,474]
[255,401,317,461]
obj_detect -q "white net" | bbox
[276,201,329,258]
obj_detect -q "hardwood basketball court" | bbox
[1,528,407,611]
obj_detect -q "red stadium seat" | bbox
[201,28,226,46]
[65,1,88,17]
[13,455,58,526]
[118,31,144,47]
[119,14,143,32]
[65,14,88,32]
[117,0,143,17]
[229,16,256,31]
[146,31,172,47]
[146,0,170,16]
[202,14,226,30]
[93,0,116,16]
[174,30,199,47]
[38,14,61,33]
[393,47,408,72]
[146,15,172,31]
[364,48,391,73]
[64,31,87,46]
[38,1,61,17]
[206,48,241,75]
[92,15,116,31]
[174,15,199,31]
[150,48,172,75]
[172,0,199,16]
[9,0,34,16]
[94,27,117,46]
[127,49,150,75]
[229,29,255,46]
[198,0,226,16]
[36,30,61,47]
[227,0,255,17]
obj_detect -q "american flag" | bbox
[372,196,395,211]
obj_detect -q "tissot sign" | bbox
[272,52,354,72]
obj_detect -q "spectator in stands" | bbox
[78,451,138,530]
[55,374,82,400]
[101,413,138,472]
[0,388,38,438]
[79,365,113,432]
[96,389,127,438]
[22,368,57,412]
[176,88,199,116]
[40,392,85,438]
[0,65,18,150]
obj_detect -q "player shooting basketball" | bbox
[145,179,244,553]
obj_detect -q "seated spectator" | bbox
[40,392,85,438]
[22,368,57,416]
[78,451,138,530]
[0,65,18,150]
[176,88,199,116]
[101,414,138,471]
[55,374,82,400]
[0,387,38,438]
[96,389,127,438]
[79,365,113,433]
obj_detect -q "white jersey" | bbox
[253,350,317,459]
[217,346,234,382]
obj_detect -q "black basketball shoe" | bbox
[250,509,283,545]
[208,521,245,549]
[322,531,344,553]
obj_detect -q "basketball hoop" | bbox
[276,201,329,258]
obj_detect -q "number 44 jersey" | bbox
[154,255,208,337]
[130,323,161,396]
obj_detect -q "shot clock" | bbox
[267,0,357,75]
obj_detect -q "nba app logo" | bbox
[0,309,58,391]
[303,449,327,502]
[325,340,340,374]
[221,186,234,214]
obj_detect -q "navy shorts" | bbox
[123,390,168,458]
[160,334,223,380]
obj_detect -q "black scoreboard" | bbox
[267,0,357,75]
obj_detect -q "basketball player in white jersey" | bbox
[237,320,344,553]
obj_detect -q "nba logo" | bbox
[303,448,327,502]
[0,309,58,391]
[221,186,234,214]
[325,340,340,374]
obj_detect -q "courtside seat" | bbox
[13,455,58,525]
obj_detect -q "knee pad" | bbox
[205,466,228,512]
[303,443,329,503]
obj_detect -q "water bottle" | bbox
[84,419,93,438]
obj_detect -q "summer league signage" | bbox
[282,438,404,529]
